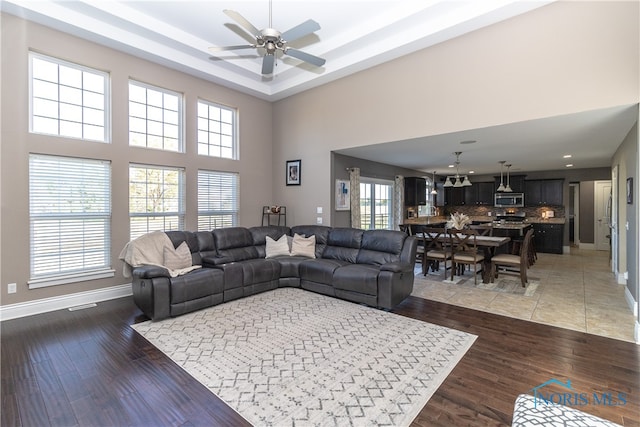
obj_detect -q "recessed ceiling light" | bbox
[563,154,572,158]
[460,140,476,145]
[468,170,475,174]
[566,164,574,167]
[448,164,454,168]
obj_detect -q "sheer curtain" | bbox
[348,168,361,228]
[393,175,404,231]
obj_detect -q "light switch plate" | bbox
[317,207,323,214]
[316,216,323,224]
[7,283,16,294]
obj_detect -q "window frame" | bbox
[128,80,184,152]
[29,51,110,143]
[197,170,239,230]
[128,164,186,240]
[28,154,113,289]
[359,177,394,230]
[197,99,238,160]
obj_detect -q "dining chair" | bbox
[421,227,452,277]
[448,229,485,285]
[490,228,534,287]
[469,224,492,236]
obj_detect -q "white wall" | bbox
[272,1,639,225]
[0,13,273,305]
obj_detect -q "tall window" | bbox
[197,100,237,159]
[197,170,239,230]
[29,154,112,288]
[129,164,185,240]
[129,81,182,151]
[30,52,109,142]
[360,179,393,230]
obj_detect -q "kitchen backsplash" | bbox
[441,205,565,219]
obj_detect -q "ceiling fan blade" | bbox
[262,54,275,75]
[285,48,326,67]
[223,9,261,38]
[281,19,321,43]
[209,45,256,52]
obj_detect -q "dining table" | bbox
[416,231,511,283]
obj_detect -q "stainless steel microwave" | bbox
[494,193,525,208]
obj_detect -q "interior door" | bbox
[595,180,612,251]
[610,166,618,274]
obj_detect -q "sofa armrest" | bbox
[202,255,234,267]
[380,262,412,273]
[132,265,170,279]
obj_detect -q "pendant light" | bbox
[497,160,506,192]
[504,164,513,192]
[431,171,438,195]
[443,151,472,188]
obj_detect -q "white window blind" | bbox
[129,81,182,152]
[129,164,185,240]
[30,52,109,142]
[29,154,112,287]
[198,170,239,230]
[197,100,237,159]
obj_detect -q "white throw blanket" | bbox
[118,231,201,278]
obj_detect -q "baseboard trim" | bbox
[635,321,640,345]
[624,286,638,317]
[0,284,132,322]
[617,272,628,285]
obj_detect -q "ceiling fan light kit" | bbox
[209,2,326,76]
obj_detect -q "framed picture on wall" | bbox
[627,177,633,204]
[335,179,350,210]
[286,160,301,186]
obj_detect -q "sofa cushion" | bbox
[322,228,363,263]
[299,258,351,285]
[165,230,200,265]
[333,264,380,296]
[250,225,291,258]
[169,268,224,304]
[265,235,291,258]
[195,231,216,265]
[290,225,330,258]
[277,256,307,278]
[291,234,316,258]
[356,230,406,265]
[163,241,193,270]
[212,227,259,262]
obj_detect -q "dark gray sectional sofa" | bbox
[131,225,417,320]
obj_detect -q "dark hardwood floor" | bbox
[1,294,638,426]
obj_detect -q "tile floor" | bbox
[412,248,637,342]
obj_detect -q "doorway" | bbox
[594,180,612,252]
[569,183,579,246]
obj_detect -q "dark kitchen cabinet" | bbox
[444,187,464,206]
[495,174,526,193]
[463,182,494,205]
[404,177,426,206]
[525,179,564,206]
[532,223,564,254]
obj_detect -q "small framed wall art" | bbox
[335,179,350,210]
[286,159,301,186]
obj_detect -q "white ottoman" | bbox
[512,394,622,427]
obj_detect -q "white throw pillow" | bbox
[265,235,291,258]
[291,233,316,258]
[163,241,192,270]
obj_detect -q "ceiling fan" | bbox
[208,1,326,75]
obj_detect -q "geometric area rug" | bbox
[132,288,477,426]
